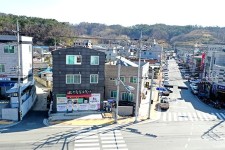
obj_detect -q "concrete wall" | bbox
[112,106,133,116]
[2,108,18,121]
[34,76,52,88]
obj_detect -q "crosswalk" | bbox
[74,127,128,150]
[159,112,225,122]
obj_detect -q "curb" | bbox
[0,121,20,129]
[44,115,160,127]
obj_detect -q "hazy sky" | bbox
[1,0,225,27]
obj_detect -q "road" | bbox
[0,58,225,150]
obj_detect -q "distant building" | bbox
[74,40,93,49]
[140,43,163,62]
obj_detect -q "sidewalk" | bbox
[0,117,19,129]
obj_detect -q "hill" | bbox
[1,13,225,48]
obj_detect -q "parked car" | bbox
[159,87,171,96]
[184,74,190,79]
[190,83,198,94]
[190,86,198,95]
[159,97,170,110]
[189,78,201,84]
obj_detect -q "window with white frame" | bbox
[122,92,134,101]
[90,74,98,83]
[66,55,82,65]
[90,56,99,65]
[66,74,81,84]
[0,64,5,72]
[130,76,137,83]
[110,91,117,98]
[4,45,15,53]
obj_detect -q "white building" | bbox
[0,35,33,98]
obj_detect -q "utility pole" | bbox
[147,68,154,119]
[115,55,121,124]
[16,20,22,121]
[135,32,142,123]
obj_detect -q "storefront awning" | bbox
[66,94,91,99]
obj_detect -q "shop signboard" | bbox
[57,104,67,112]
[89,93,100,104]
[79,104,89,110]
[218,85,225,92]
[57,97,67,104]
[73,104,79,111]
[89,104,98,110]
[89,93,101,109]
[67,100,73,112]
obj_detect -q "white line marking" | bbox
[215,113,223,120]
[178,112,183,121]
[75,136,98,139]
[75,143,99,147]
[183,112,188,121]
[219,113,225,120]
[162,113,167,121]
[101,137,123,140]
[102,144,127,148]
[74,148,100,150]
[173,113,177,121]
[192,113,198,121]
[188,112,193,122]
[168,112,171,121]
[101,140,125,144]
[75,139,99,143]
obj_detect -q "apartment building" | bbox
[51,46,105,112]
[0,35,33,98]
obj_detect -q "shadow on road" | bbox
[201,120,225,141]
[31,121,154,149]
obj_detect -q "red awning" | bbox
[66,94,91,99]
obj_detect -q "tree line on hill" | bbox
[1,12,225,48]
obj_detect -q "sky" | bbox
[0,0,225,27]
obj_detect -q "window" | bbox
[0,64,5,72]
[120,76,125,82]
[110,91,117,98]
[66,74,81,84]
[4,45,15,53]
[66,55,82,65]
[90,74,98,83]
[90,56,99,65]
[130,76,137,83]
[122,93,134,101]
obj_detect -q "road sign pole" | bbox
[148,69,154,119]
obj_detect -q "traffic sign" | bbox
[156,87,166,91]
